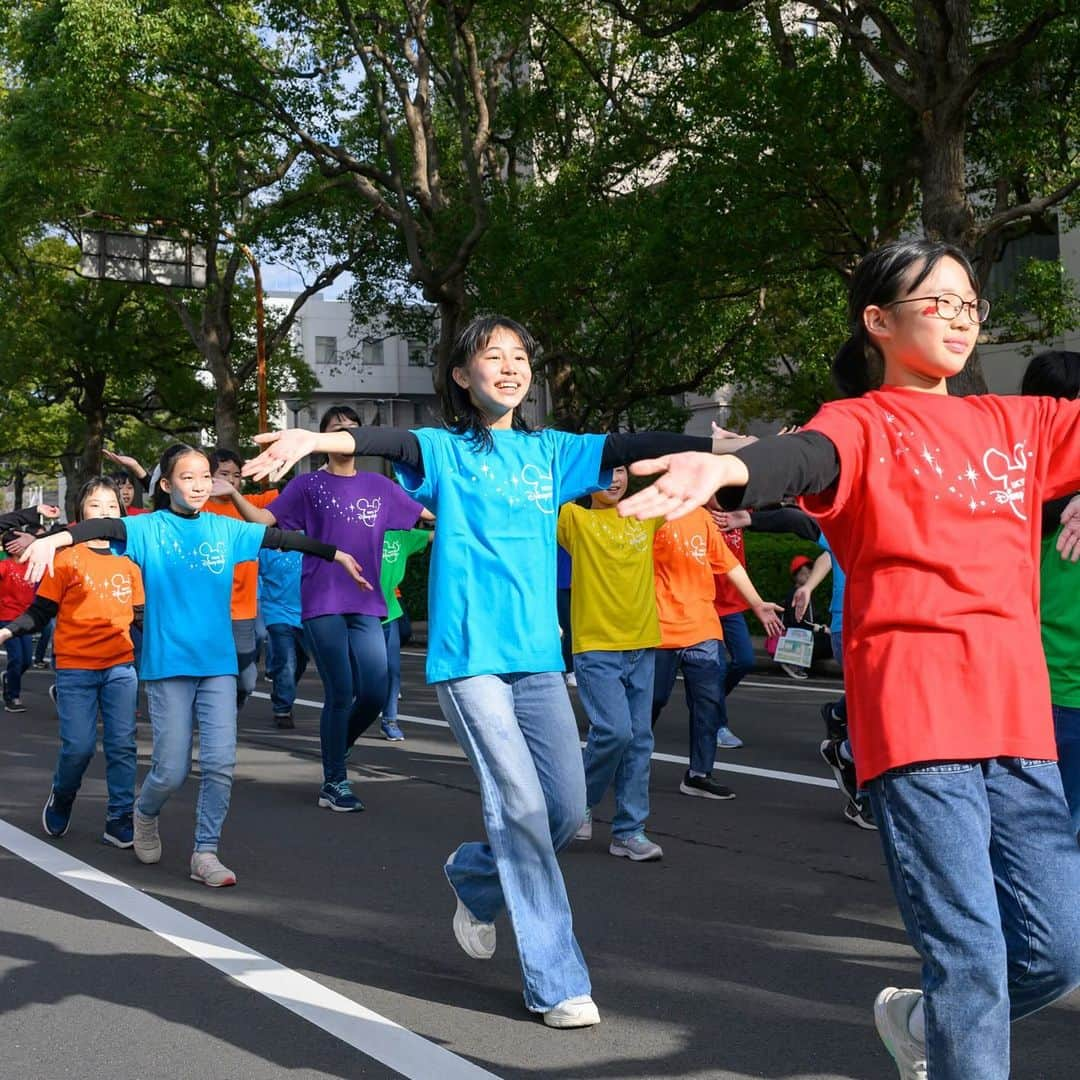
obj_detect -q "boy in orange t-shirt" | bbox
[651,508,782,799]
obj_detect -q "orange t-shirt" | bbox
[36,545,145,670]
[653,508,739,649]
[202,490,278,619]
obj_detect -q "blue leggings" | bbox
[304,614,387,784]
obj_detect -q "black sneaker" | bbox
[679,771,736,800]
[274,711,295,729]
[820,738,859,802]
[819,701,847,742]
[844,796,878,831]
[4,698,26,713]
[42,790,75,838]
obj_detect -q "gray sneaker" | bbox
[874,987,928,1080]
[133,809,161,864]
[609,833,663,861]
[574,807,592,841]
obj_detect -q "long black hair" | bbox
[1020,350,1080,401]
[833,239,979,397]
[152,443,206,510]
[74,476,125,522]
[438,315,537,452]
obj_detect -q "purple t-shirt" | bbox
[268,470,423,620]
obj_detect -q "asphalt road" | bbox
[1,652,1077,1080]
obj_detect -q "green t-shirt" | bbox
[379,528,431,624]
[1040,527,1080,707]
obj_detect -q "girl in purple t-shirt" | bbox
[230,406,423,811]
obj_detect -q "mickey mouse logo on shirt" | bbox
[688,534,708,564]
[198,541,227,574]
[982,442,1028,521]
[352,497,382,527]
[521,464,554,514]
[383,537,402,564]
[110,573,132,603]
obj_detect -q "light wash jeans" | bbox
[574,648,655,838]
[869,757,1080,1079]
[232,618,258,710]
[138,675,238,852]
[52,664,137,820]
[437,671,591,1012]
[1052,704,1080,841]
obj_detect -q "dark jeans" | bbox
[556,588,573,671]
[718,612,754,695]
[1053,703,1080,841]
[869,758,1080,1079]
[34,618,55,665]
[383,618,402,720]
[4,634,33,700]
[652,639,727,775]
[304,613,387,784]
[266,623,308,716]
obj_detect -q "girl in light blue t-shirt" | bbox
[243,315,717,1026]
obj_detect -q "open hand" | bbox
[37,504,61,519]
[618,453,747,522]
[753,602,785,639]
[243,429,318,484]
[334,550,374,591]
[4,531,35,557]
[19,535,63,583]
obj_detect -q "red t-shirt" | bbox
[712,527,749,616]
[0,560,37,622]
[800,387,1080,783]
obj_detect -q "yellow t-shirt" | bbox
[556,503,662,654]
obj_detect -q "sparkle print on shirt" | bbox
[583,512,651,552]
[109,573,132,603]
[655,525,709,564]
[880,409,1032,519]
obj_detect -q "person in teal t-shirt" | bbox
[377,527,432,740]
[242,314,720,1028]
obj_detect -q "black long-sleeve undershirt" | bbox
[0,507,48,534]
[4,594,145,638]
[65,512,339,561]
[346,426,711,477]
[715,432,841,511]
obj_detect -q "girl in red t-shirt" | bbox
[0,540,39,711]
[618,239,1080,1080]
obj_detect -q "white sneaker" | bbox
[445,852,495,959]
[190,851,238,888]
[565,672,578,688]
[133,809,161,864]
[543,995,600,1028]
[874,987,928,1080]
[574,808,592,841]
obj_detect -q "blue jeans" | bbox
[304,613,387,784]
[652,639,727,775]
[382,618,402,720]
[830,630,848,726]
[869,758,1080,1080]
[575,649,655,838]
[139,676,238,852]
[266,623,308,715]
[719,612,753,694]
[34,617,55,665]
[437,671,590,1012]
[1053,704,1080,840]
[52,665,137,819]
[232,618,258,709]
[4,634,32,699]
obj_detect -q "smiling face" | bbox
[865,256,980,390]
[162,451,212,512]
[115,476,135,507]
[592,466,629,508]
[451,327,533,428]
[81,485,122,520]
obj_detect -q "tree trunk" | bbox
[203,337,241,450]
[12,467,25,511]
[430,286,468,397]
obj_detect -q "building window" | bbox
[314,336,337,365]
[407,340,429,367]
[363,339,384,366]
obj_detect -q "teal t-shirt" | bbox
[121,511,266,680]
[379,528,430,624]
[395,427,610,682]
[1040,527,1080,707]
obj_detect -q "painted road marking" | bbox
[0,820,501,1080]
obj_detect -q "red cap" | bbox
[789,555,813,576]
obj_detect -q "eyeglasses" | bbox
[887,293,991,324]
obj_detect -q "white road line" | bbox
[248,692,837,790]
[0,819,500,1080]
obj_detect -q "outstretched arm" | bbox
[210,479,278,525]
[260,528,373,591]
[0,596,60,643]
[723,565,784,638]
[243,427,424,484]
[19,519,127,583]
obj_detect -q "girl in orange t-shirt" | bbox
[619,239,1080,1080]
[0,478,143,849]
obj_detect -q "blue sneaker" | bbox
[715,726,744,749]
[380,718,405,741]
[317,780,364,812]
[103,813,135,848]
[42,790,74,838]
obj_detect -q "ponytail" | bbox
[832,324,883,398]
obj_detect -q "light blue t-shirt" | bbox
[258,548,302,628]
[395,427,610,682]
[121,511,266,680]
[818,531,846,636]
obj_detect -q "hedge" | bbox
[398,528,835,638]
